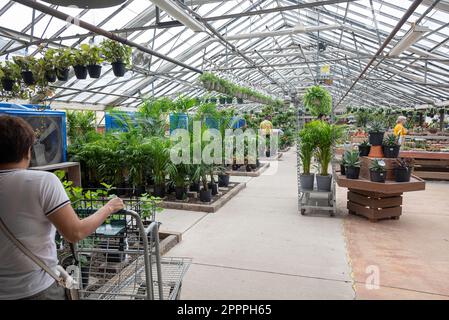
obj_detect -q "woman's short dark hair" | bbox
[0,115,35,164]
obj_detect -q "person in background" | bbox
[394,116,408,145]
[0,115,124,300]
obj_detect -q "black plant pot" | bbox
[226,97,233,104]
[346,166,360,179]
[74,65,88,79]
[218,174,230,187]
[21,71,35,85]
[237,98,243,104]
[370,170,386,183]
[56,68,69,81]
[112,61,127,77]
[175,186,187,200]
[300,174,314,190]
[219,98,226,104]
[316,174,332,191]
[153,184,165,197]
[87,64,102,78]
[208,182,218,195]
[1,78,14,91]
[132,186,146,197]
[394,167,411,182]
[369,131,385,146]
[382,145,400,158]
[256,159,260,167]
[358,145,371,157]
[189,182,200,192]
[168,184,176,194]
[45,69,57,83]
[340,164,346,175]
[199,189,212,202]
[232,164,240,171]
[245,164,252,172]
[266,150,271,157]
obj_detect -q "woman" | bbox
[393,116,408,144]
[0,115,124,300]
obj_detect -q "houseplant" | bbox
[303,85,332,117]
[298,126,315,190]
[368,119,385,146]
[167,163,190,200]
[358,140,371,157]
[369,159,387,183]
[100,39,132,77]
[344,150,361,179]
[148,137,170,197]
[82,44,103,78]
[54,48,74,81]
[340,157,346,175]
[394,158,413,182]
[41,49,57,82]
[383,133,400,158]
[72,47,90,79]
[13,55,37,85]
[0,61,21,91]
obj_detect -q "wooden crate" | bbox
[347,189,403,222]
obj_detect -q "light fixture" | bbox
[389,22,430,56]
[42,1,127,9]
[148,0,205,32]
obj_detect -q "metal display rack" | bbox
[72,199,191,300]
[295,104,337,217]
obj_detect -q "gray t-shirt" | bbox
[0,169,70,299]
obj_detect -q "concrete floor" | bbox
[158,148,449,300]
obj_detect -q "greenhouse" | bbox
[0,0,448,302]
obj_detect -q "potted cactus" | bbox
[368,119,385,146]
[358,140,371,157]
[383,133,400,158]
[394,158,413,182]
[343,150,360,179]
[369,159,387,183]
[100,39,132,77]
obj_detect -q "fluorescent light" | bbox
[149,0,205,32]
[389,23,430,56]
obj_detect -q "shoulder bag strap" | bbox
[0,217,63,285]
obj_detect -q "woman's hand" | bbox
[106,197,124,214]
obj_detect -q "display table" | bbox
[336,172,425,222]
[400,151,449,180]
[29,162,81,186]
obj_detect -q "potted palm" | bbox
[54,48,73,81]
[100,39,132,77]
[303,85,332,117]
[72,47,89,79]
[167,163,190,200]
[358,140,371,157]
[344,150,360,179]
[0,61,21,91]
[382,133,400,158]
[368,119,385,146]
[369,159,387,183]
[13,55,37,85]
[394,158,413,182]
[82,44,103,78]
[149,137,170,198]
[298,139,314,190]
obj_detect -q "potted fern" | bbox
[344,150,360,179]
[72,47,89,79]
[100,39,132,77]
[383,133,400,158]
[369,159,387,183]
[82,44,103,78]
[0,61,21,91]
[303,85,332,117]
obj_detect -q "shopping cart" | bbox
[71,198,191,300]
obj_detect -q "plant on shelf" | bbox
[81,43,103,78]
[72,46,90,79]
[13,55,37,85]
[358,140,371,157]
[302,85,332,117]
[394,158,413,182]
[167,163,191,200]
[343,150,360,179]
[369,159,387,183]
[100,39,132,77]
[0,60,21,92]
[382,133,400,158]
[54,48,74,81]
[367,118,385,146]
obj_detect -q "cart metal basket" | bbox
[72,199,191,300]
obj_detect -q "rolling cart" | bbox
[71,199,190,300]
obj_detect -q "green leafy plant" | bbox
[370,159,386,172]
[359,140,370,147]
[139,193,163,221]
[0,60,21,81]
[54,48,74,70]
[13,55,36,71]
[100,39,132,66]
[72,47,90,66]
[368,119,385,133]
[383,133,399,147]
[343,150,360,168]
[81,43,103,65]
[303,85,332,117]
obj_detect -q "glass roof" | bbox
[0,0,448,111]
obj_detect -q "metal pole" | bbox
[335,0,425,108]
[12,0,202,74]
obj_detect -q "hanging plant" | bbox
[0,60,21,91]
[302,85,332,117]
[38,48,57,83]
[53,48,74,81]
[13,55,37,85]
[81,44,103,78]
[72,47,90,79]
[100,39,132,77]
